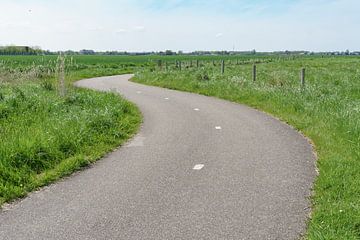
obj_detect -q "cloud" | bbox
[116,28,127,34]
[133,26,145,32]
[0,21,31,28]
[88,26,105,31]
[215,33,223,38]
[116,26,145,34]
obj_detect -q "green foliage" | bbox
[133,56,360,239]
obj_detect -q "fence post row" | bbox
[155,59,308,88]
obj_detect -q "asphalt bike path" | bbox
[0,74,316,239]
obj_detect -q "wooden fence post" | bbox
[196,60,199,68]
[157,60,162,70]
[179,61,182,71]
[58,53,66,97]
[221,60,225,74]
[252,64,257,82]
[300,68,305,87]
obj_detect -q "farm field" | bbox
[0,54,359,239]
[133,56,360,239]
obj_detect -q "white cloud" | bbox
[115,29,127,34]
[88,26,105,32]
[215,33,223,38]
[133,26,145,32]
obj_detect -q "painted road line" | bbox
[136,91,142,94]
[193,164,204,170]
[194,108,200,111]
[215,126,222,130]
[164,97,169,100]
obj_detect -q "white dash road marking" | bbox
[215,126,222,130]
[193,164,204,170]
[194,108,200,111]
[164,97,169,100]
[136,91,142,94]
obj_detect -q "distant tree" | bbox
[79,49,95,55]
[165,50,174,55]
[64,50,77,55]
[0,46,44,55]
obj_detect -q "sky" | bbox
[0,0,359,52]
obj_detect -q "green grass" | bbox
[132,56,360,239]
[0,55,148,84]
[0,55,142,205]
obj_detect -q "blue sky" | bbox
[0,0,359,51]
[132,0,298,16]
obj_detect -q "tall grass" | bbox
[133,56,360,239]
[0,56,141,205]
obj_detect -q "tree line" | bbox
[1,46,359,56]
[0,46,47,55]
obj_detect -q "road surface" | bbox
[0,74,316,240]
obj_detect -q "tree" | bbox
[79,49,95,55]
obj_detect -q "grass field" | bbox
[132,56,360,239]
[1,54,359,239]
[0,55,142,205]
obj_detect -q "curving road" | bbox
[0,74,316,240]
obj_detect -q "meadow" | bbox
[0,54,359,239]
[0,55,143,205]
[133,56,360,239]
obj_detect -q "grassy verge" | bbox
[0,61,141,205]
[132,56,360,239]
